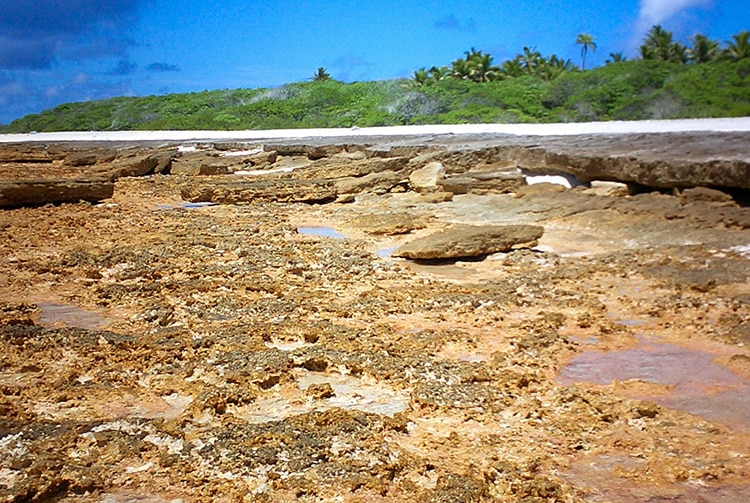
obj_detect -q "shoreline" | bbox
[2,117,750,143]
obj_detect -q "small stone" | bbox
[305,383,335,400]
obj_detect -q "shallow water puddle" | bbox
[156,201,218,210]
[231,370,409,423]
[558,340,750,430]
[296,226,347,239]
[37,302,110,330]
[377,246,398,258]
[563,453,750,503]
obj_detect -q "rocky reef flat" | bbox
[1,128,749,502]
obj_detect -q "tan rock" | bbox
[514,182,566,198]
[409,162,445,192]
[348,212,429,235]
[0,179,114,207]
[180,178,337,204]
[393,224,544,260]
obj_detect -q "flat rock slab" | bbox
[348,212,429,235]
[0,179,115,207]
[180,178,337,204]
[393,224,544,260]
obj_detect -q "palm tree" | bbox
[312,67,332,81]
[428,66,450,82]
[724,30,750,61]
[500,57,525,78]
[450,57,473,80]
[537,54,576,81]
[468,51,501,82]
[605,52,626,64]
[671,42,689,63]
[688,34,721,63]
[640,25,676,61]
[519,46,542,75]
[576,33,596,70]
[411,68,430,87]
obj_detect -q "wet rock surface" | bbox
[1,133,749,502]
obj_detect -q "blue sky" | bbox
[1,0,747,124]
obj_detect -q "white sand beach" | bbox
[2,117,750,143]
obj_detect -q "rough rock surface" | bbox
[0,144,175,207]
[1,134,749,503]
[393,224,545,259]
[0,178,115,207]
[348,212,430,235]
[181,177,338,204]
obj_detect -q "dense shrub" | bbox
[4,59,748,132]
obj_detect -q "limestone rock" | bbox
[514,183,566,198]
[199,160,232,175]
[247,150,278,167]
[409,161,445,192]
[348,212,429,235]
[0,179,115,207]
[420,191,454,204]
[587,181,629,197]
[393,224,544,260]
[334,171,403,195]
[678,187,735,205]
[152,150,177,174]
[438,170,524,195]
[64,153,98,167]
[106,154,160,179]
[180,178,337,204]
[298,156,409,181]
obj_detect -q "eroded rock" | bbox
[393,224,544,259]
[0,178,114,207]
[180,178,338,204]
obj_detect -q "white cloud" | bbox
[635,0,712,33]
[629,0,713,52]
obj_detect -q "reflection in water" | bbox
[297,226,347,239]
[563,453,750,503]
[558,341,750,431]
[37,302,109,330]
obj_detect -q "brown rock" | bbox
[64,153,98,167]
[348,212,429,235]
[106,154,160,179]
[438,170,524,195]
[247,150,278,167]
[334,171,404,195]
[199,160,232,175]
[678,186,735,205]
[305,383,335,400]
[298,156,409,181]
[180,178,337,204]
[409,161,445,192]
[514,182,566,198]
[0,179,115,207]
[420,191,454,203]
[393,224,544,260]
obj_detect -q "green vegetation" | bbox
[3,27,749,132]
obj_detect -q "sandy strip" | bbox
[2,117,750,143]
